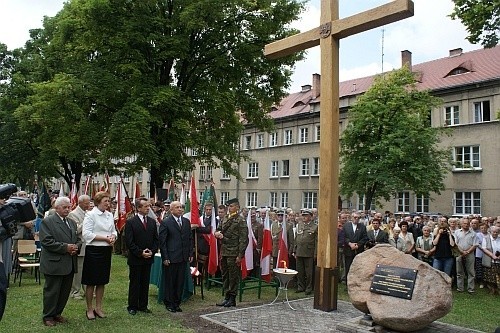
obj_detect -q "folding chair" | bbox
[13,240,41,286]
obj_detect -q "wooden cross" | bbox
[264,0,414,311]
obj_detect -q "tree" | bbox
[450,0,500,48]
[5,0,305,195]
[339,67,451,211]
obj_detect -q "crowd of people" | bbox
[1,188,499,327]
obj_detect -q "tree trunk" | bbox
[149,165,164,200]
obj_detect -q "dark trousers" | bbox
[296,256,314,292]
[221,256,240,297]
[128,263,152,311]
[0,262,6,321]
[344,255,355,283]
[163,261,186,309]
[42,273,74,319]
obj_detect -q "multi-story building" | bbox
[202,46,500,216]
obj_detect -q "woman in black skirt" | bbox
[82,191,117,320]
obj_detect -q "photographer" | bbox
[0,194,12,321]
[432,221,456,276]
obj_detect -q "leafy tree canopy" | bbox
[339,67,451,211]
[1,0,305,193]
[450,0,500,48]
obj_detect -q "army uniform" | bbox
[216,211,248,305]
[251,219,263,270]
[294,216,318,294]
[271,219,295,268]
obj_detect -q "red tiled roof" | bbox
[269,46,500,119]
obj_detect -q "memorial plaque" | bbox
[370,264,418,300]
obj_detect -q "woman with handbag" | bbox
[481,226,500,295]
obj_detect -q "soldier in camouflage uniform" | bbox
[293,209,318,295]
[214,198,248,307]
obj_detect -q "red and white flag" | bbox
[207,206,219,275]
[114,178,132,232]
[180,183,186,206]
[133,177,141,201]
[188,175,200,226]
[260,209,272,282]
[70,179,78,210]
[100,172,110,193]
[277,212,289,268]
[241,211,256,279]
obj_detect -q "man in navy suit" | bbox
[125,197,159,315]
[342,212,368,283]
[366,219,389,248]
[159,201,193,313]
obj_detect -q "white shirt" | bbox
[83,207,117,246]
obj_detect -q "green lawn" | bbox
[2,255,498,332]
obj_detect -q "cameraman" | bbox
[432,220,456,276]
[0,193,13,321]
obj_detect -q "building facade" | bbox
[200,46,500,216]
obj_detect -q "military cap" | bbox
[301,209,313,216]
[276,209,286,215]
[163,199,171,205]
[226,197,239,205]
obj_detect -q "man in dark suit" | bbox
[366,219,389,248]
[125,197,159,315]
[343,212,368,283]
[159,201,193,313]
[39,196,81,327]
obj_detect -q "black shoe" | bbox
[139,308,152,314]
[175,307,182,312]
[166,307,176,313]
[216,298,229,306]
[224,295,236,307]
[128,309,137,315]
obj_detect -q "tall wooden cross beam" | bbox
[264,0,414,311]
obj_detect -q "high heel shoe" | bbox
[93,309,106,318]
[86,310,96,320]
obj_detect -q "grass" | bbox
[3,255,498,332]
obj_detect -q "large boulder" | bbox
[347,244,452,332]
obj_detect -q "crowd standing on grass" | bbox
[1,186,500,327]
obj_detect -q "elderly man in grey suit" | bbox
[39,196,81,327]
[68,195,90,300]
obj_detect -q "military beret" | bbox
[226,198,239,205]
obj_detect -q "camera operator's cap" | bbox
[301,209,313,216]
[226,198,239,206]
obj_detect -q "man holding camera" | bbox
[125,197,158,315]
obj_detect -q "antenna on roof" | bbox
[381,28,385,73]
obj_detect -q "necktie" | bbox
[63,218,70,229]
[142,216,147,230]
[177,217,182,228]
[374,230,378,238]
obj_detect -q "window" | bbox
[415,195,429,213]
[220,192,230,205]
[270,161,279,178]
[256,134,264,149]
[473,101,490,123]
[246,192,258,207]
[312,157,320,176]
[454,145,480,169]
[303,192,318,209]
[270,132,278,147]
[300,158,309,176]
[284,129,293,145]
[454,192,481,215]
[247,162,259,178]
[281,160,290,177]
[199,166,206,180]
[299,127,308,143]
[244,136,252,150]
[206,166,213,180]
[191,149,197,156]
[444,105,459,126]
[269,192,278,208]
[280,192,289,208]
[221,169,230,180]
[397,192,410,213]
[315,125,320,141]
[357,195,376,211]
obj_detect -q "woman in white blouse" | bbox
[82,192,117,320]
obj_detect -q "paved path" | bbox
[201,298,485,333]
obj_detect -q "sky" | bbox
[0,0,481,92]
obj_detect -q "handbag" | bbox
[451,245,461,257]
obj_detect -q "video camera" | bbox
[0,183,36,241]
